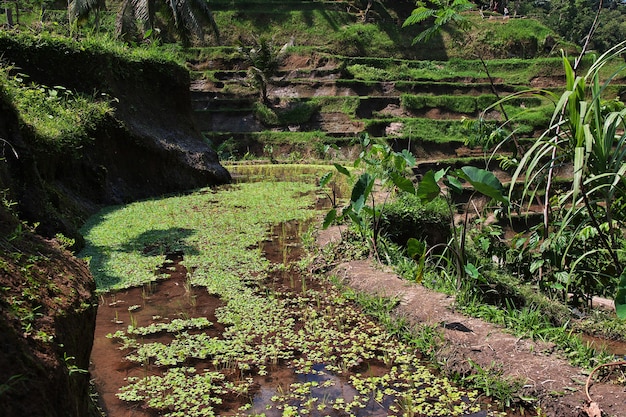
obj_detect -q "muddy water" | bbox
[255,220,394,417]
[581,334,626,357]
[91,215,520,416]
[90,253,225,417]
[90,219,399,417]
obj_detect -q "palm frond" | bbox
[451,0,474,12]
[412,25,440,44]
[189,0,220,43]
[132,0,153,29]
[434,8,457,27]
[115,0,133,37]
[68,0,105,20]
[177,0,204,40]
[402,7,435,27]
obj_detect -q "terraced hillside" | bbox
[185,1,626,190]
[188,56,569,191]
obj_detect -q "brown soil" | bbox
[317,227,626,417]
[0,211,98,417]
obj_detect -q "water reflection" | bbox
[251,364,389,417]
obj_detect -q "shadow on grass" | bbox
[81,226,200,290]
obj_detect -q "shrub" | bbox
[378,194,451,248]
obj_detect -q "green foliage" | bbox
[321,133,417,256]
[378,193,451,249]
[238,36,281,103]
[0,68,111,153]
[402,94,492,114]
[523,0,626,53]
[402,0,474,44]
[416,166,508,289]
[331,23,396,57]
[253,100,319,126]
[463,360,524,409]
[367,118,468,143]
[80,181,319,290]
[505,42,626,315]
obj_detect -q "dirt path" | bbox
[318,229,626,417]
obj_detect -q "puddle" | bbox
[91,217,509,416]
[251,364,390,417]
[90,252,225,417]
[580,334,626,357]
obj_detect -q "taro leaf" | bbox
[464,263,481,279]
[434,168,447,182]
[456,166,508,205]
[407,238,426,259]
[416,170,441,202]
[394,154,407,172]
[445,175,464,194]
[614,270,626,319]
[350,172,374,214]
[390,171,415,194]
[322,208,336,229]
[319,171,333,188]
[334,163,351,177]
[407,238,426,283]
[393,150,415,172]
[400,149,416,167]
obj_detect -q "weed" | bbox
[464,359,524,409]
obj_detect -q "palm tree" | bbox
[68,0,106,31]
[115,0,220,45]
[238,36,281,104]
[68,0,219,45]
[403,0,522,155]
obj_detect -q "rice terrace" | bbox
[2,1,626,417]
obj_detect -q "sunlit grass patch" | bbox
[80,181,319,291]
[1,69,112,152]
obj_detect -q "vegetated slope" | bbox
[0,204,98,417]
[188,1,625,187]
[0,31,231,417]
[0,32,231,245]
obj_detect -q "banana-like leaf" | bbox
[350,173,374,214]
[322,209,336,230]
[456,166,507,204]
[334,163,351,177]
[416,170,442,202]
[390,172,415,194]
[444,175,463,195]
[319,172,333,188]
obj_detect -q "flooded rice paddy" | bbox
[90,214,499,416]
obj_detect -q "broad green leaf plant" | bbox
[322,133,416,260]
[321,133,509,289]
[415,166,508,289]
[507,41,626,315]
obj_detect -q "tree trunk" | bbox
[6,7,13,27]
